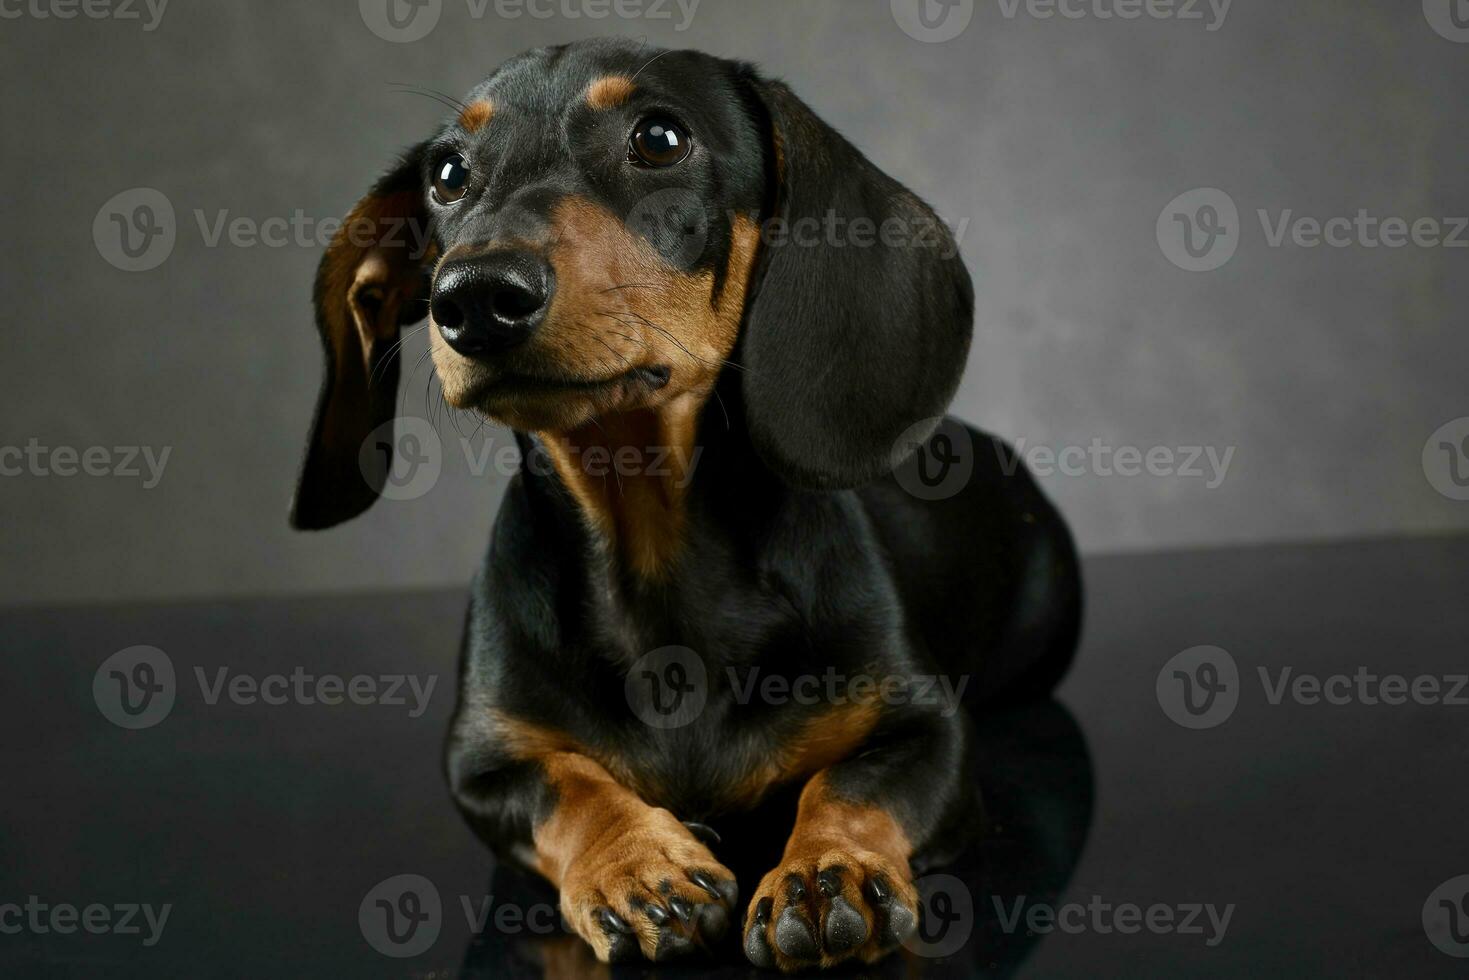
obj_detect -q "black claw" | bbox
[775,906,820,961]
[754,896,774,926]
[784,874,807,902]
[597,908,633,934]
[690,870,724,902]
[668,896,695,922]
[683,821,722,845]
[644,903,670,926]
[864,874,890,905]
[816,867,844,898]
[824,895,870,953]
[598,908,639,962]
[744,917,776,968]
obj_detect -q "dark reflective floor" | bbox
[3,535,1467,977]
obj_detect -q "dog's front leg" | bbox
[742,715,966,971]
[454,748,738,964]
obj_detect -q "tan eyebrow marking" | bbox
[457,99,494,133]
[585,75,636,110]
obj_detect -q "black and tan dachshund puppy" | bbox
[292,38,1081,971]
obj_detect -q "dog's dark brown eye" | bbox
[433,154,470,204]
[629,117,690,168]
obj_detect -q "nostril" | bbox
[490,284,544,323]
[431,294,465,330]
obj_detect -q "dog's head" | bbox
[292,38,973,529]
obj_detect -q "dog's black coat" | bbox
[294,38,1082,968]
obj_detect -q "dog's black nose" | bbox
[431,250,553,356]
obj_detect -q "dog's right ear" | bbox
[290,144,435,530]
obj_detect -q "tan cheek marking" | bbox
[531,203,765,579]
[458,99,494,133]
[586,75,636,110]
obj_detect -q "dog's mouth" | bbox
[489,364,671,397]
[448,361,674,428]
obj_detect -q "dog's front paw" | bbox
[558,807,738,964]
[742,841,918,971]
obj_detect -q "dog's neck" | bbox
[534,392,710,581]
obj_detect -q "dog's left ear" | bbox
[737,75,974,490]
[291,145,434,530]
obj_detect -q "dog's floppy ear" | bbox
[738,76,974,489]
[291,145,434,530]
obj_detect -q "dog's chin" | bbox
[440,364,672,433]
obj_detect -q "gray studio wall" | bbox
[3,0,1466,606]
